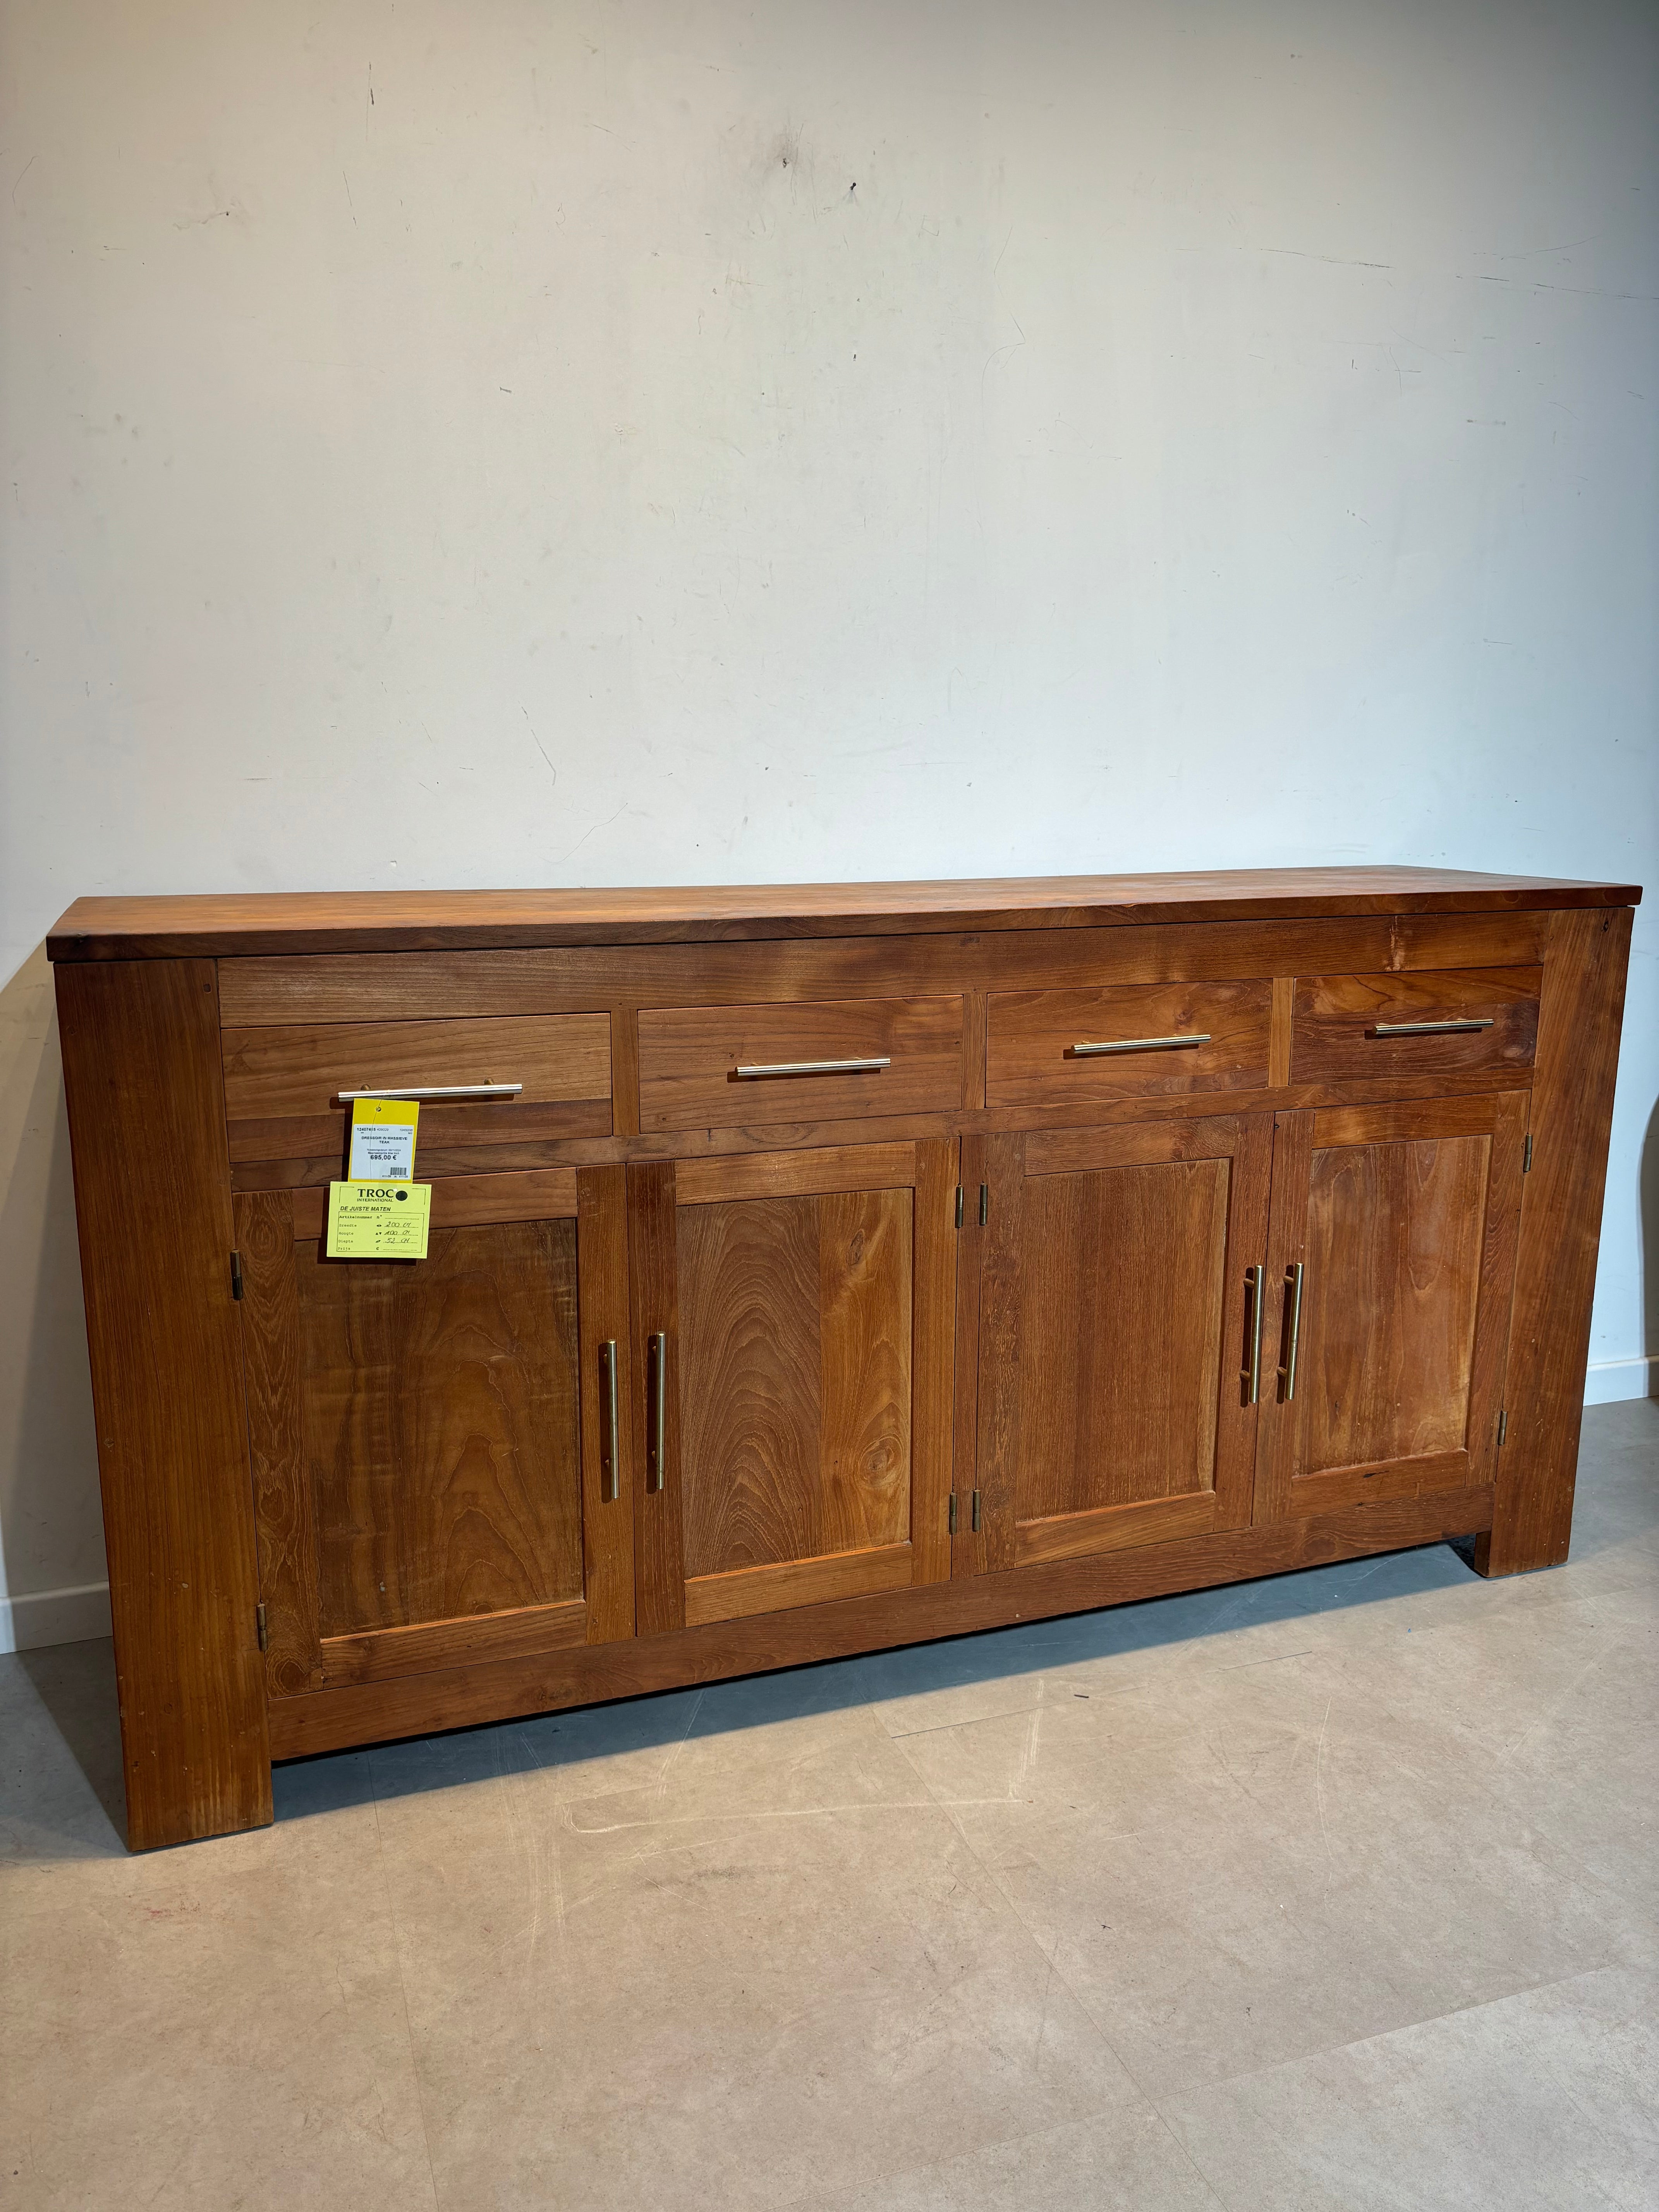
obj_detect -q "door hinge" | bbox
[978,1182,989,1227]
[256,1602,268,1652]
[948,1492,958,1535]
[230,1250,244,1300]
[954,1184,964,1229]
[1498,1409,1508,1447]
[1523,1133,1534,1174]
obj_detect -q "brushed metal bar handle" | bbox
[599,1340,619,1503]
[1071,1034,1211,1057]
[732,1057,891,1079]
[646,1332,666,1493]
[1370,1019,1494,1037]
[1279,1261,1304,1403]
[1243,1265,1265,1406]
[337,1084,524,1101]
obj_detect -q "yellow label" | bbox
[326,1180,431,1260]
[347,1097,419,1182]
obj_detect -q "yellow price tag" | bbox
[326,1180,432,1260]
[347,1097,419,1182]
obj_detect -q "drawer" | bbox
[986,981,1271,1107]
[637,997,962,1130]
[1292,968,1542,1084]
[222,1013,612,1159]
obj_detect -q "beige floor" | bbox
[3,1403,1657,2211]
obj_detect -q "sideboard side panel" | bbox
[1479,906,1634,1577]
[55,957,271,1847]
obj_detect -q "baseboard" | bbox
[1583,1355,1657,1407]
[0,1581,112,1655]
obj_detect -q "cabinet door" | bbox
[627,1141,957,1634]
[967,1115,1273,1573]
[237,1168,634,1699]
[1252,1094,1527,1523]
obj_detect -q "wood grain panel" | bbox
[1254,1092,1527,1529]
[302,1222,584,1636]
[678,1194,823,1577]
[1027,1117,1244,1176]
[1269,977,1294,1087]
[1293,969,1540,1085]
[1302,1133,1490,1471]
[1480,908,1635,1575]
[268,1486,1498,1759]
[674,1172,921,1610]
[229,1098,610,1166]
[213,911,1554,1026]
[319,1597,587,1686]
[676,1142,916,1206]
[222,1013,611,1119]
[290,1167,579,1242]
[817,1188,913,1553]
[575,1166,637,1644]
[1310,1095,1516,1149]
[1282,1450,1470,1519]
[684,1542,914,1626]
[1016,1490,1218,1566]
[234,1190,322,1698]
[52,867,1624,963]
[54,958,271,1849]
[987,980,1271,1106]
[639,997,962,1131]
[1019,1158,1231,1520]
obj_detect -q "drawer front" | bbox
[986,981,1271,1106]
[637,998,962,1130]
[222,1013,612,1158]
[1293,968,1541,1084]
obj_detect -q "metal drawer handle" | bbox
[1071,1034,1210,1057]
[1243,1264,1265,1406]
[337,1084,524,1101]
[1279,1261,1304,1403]
[1370,1020,1494,1038]
[732,1057,891,1079]
[598,1340,619,1503]
[646,1332,666,1493]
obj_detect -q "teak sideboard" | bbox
[48,867,1637,1851]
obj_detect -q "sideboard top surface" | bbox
[46,866,1642,962]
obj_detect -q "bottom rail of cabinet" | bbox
[267,1486,1493,1762]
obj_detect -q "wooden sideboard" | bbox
[48,867,1637,1850]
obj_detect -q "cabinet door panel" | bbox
[1254,1093,1525,1521]
[634,1140,955,1630]
[971,1116,1272,1572]
[303,1221,584,1637]
[239,1168,634,1697]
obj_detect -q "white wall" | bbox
[2,0,1654,1648]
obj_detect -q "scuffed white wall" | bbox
[2,0,1655,1644]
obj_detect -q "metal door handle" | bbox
[598,1340,619,1502]
[1070,1034,1210,1057]
[1370,1020,1493,1037]
[646,1332,666,1493]
[732,1058,891,1079]
[1279,1261,1304,1402]
[1243,1265,1265,1405]
[336,1084,524,1101]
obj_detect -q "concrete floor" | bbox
[3,1403,1657,2211]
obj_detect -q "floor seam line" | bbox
[369,1758,445,2212]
